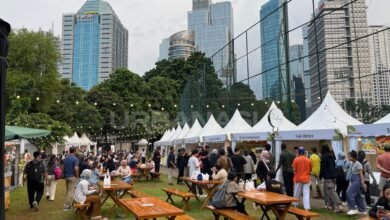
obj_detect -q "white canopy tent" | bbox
[197,115,224,143]
[183,119,203,144]
[158,128,176,146]
[68,132,81,146]
[276,92,362,157]
[173,123,190,145]
[202,109,252,143]
[154,129,169,147]
[161,125,181,146]
[348,113,390,151]
[231,102,296,141]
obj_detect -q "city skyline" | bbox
[1,0,390,76]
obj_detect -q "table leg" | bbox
[165,192,175,204]
[201,185,218,209]
[184,180,199,201]
[270,203,291,220]
[182,197,190,210]
[259,204,271,220]
[107,189,130,216]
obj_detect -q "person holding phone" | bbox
[369,182,390,219]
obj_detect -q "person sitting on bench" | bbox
[74,169,101,220]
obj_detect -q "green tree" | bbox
[10,113,71,150]
[6,29,61,114]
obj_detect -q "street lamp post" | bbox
[0,18,11,220]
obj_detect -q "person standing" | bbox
[243,150,255,181]
[24,151,47,211]
[153,147,161,173]
[188,149,204,197]
[141,149,146,164]
[335,152,349,205]
[209,149,219,169]
[63,147,80,211]
[265,144,275,171]
[230,148,247,181]
[24,149,32,163]
[256,150,271,182]
[217,149,231,172]
[167,147,176,186]
[377,144,390,195]
[310,147,322,199]
[45,154,58,201]
[276,143,295,197]
[319,144,344,212]
[292,147,312,211]
[358,150,377,206]
[346,150,367,215]
[200,146,211,175]
[176,148,186,184]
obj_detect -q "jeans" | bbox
[336,178,348,202]
[45,175,57,200]
[27,180,44,208]
[122,176,132,184]
[347,174,366,212]
[293,182,311,210]
[177,167,184,184]
[283,172,294,197]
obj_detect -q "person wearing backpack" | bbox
[211,172,247,216]
[335,152,349,205]
[358,150,377,206]
[45,154,59,201]
[24,151,47,211]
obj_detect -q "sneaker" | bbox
[63,208,71,211]
[342,202,347,206]
[359,211,367,215]
[32,201,39,211]
[347,209,360,215]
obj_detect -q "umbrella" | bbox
[5,126,50,141]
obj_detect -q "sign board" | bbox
[231,132,270,141]
[275,129,341,140]
[348,123,390,137]
[202,134,226,143]
[268,108,284,129]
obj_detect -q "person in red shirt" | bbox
[292,147,312,211]
[377,144,390,194]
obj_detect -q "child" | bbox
[369,182,390,219]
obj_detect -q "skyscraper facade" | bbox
[188,0,234,83]
[368,26,390,106]
[289,45,306,119]
[308,0,371,110]
[158,38,170,61]
[168,30,196,60]
[61,0,128,90]
[260,0,288,100]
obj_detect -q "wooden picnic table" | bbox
[118,196,185,220]
[237,191,298,220]
[181,177,223,209]
[98,179,133,216]
[137,166,153,180]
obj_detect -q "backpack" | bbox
[336,161,347,182]
[54,166,62,180]
[26,161,43,182]
[211,181,230,208]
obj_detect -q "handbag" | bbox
[345,163,354,182]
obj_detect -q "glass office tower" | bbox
[260,0,287,100]
[61,0,128,90]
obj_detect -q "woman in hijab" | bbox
[256,150,271,183]
[74,169,102,219]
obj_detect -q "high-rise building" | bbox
[260,0,288,100]
[187,0,234,82]
[159,30,196,61]
[302,25,312,117]
[289,45,306,119]
[368,26,390,106]
[308,0,371,110]
[61,0,128,90]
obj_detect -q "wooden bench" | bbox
[162,188,194,210]
[278,207,319,220]
[175,215,196,220]
[73,202,90,220]
[206,205,257,220]
[128,190,148,198]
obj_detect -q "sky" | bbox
[1,0,389,75]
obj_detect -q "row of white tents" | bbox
[155,92,390,160]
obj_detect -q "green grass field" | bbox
[6,175,362,219]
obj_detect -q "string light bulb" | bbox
[16,95,20,99]
[36,97,40,101]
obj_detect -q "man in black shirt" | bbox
[276,143,295,196]
[153,147,161,173]
[176,148,186,184]
[230,148,247,181]
[167,147,176,186]
[200,146,211,175]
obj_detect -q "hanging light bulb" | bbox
[251,103,254,106]
[16,95,20,99]
[237,103,240,106]
[36,97,40,101]
[113,103,116,106]
[206,104,209,108]
[148,104,151,107]
[94,102,97,106]
[190,105,193,108]
[161,107,164,111]
[222,105,225,108]
[174,104,177,108]
[56,100,60,103]
[265,102,268,105]
[76,101,79,105]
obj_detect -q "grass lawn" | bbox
[6,175,362,219]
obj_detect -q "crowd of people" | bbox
[18,142,390,219]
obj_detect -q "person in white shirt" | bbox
[117,160,131,183]
[188,149,205,198]
[74,169,101,219]
[141,149,146,164]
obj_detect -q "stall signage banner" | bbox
[275,129,338,140]
[231,132,269,141]
[202,134,226,143]
[361,137,377,154]
[184,136,199,144]
[348,123,390,137]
